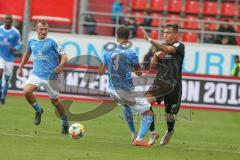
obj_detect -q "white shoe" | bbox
[148,131,159,145]
[160,130,174,146]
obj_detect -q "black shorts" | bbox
[147,81,182,115]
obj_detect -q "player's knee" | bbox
[23,88,33,97]
[142,109,153,116]
[51,99,59,107]
[146,94,156,105]
[166,113,174,121]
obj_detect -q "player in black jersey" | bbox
[141,24,185,146]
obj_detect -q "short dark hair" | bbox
[164,24,178,33]
[116,25,130,40]
[5,14,12,20]
[235,55,239,59]
[36,19,48,26]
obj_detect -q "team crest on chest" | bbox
[43,43,49,49]
[9,34,13,39]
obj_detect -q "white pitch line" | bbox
[0,132,240,155]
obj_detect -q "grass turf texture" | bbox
[0,96,240,160]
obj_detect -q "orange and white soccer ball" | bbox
[69,123,85,139]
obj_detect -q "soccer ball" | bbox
[69,123,85,139]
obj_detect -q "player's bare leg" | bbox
[24,84,43,125]
[51,98,69,134]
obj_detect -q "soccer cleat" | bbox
[133,139,151,147]
[148,132,159,145]
[1,99,5,104]
[34,108,43,125]
[61,125,69,134]
[160,130,174,146]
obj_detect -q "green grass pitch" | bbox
[0,96,240,160]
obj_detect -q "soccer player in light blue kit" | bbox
[17,20,69,134]
[99,26,153,147]
[0,15,22,104]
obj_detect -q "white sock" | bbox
[150,131,156,135]
[136,136,143,141]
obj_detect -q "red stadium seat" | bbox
[0,0,25,21]
[132,0,147,10]
[182,32,198,42]
[203,1,218,15]
[221,3,235,17]
[132,12,144,24]
[237,24,240,33]
[236,36,240,45]
[236,23,240,45]
[185,0,200,14]
[150,0,164,12]
[136,27,144,38]
[151,29,159,39]
[168,0,182,13]
[151,13,162,26]
[202,17,217,31]
[183,16,200,29]
[166,14,181,27]
[236,24,240,45]
[30,0,74,24]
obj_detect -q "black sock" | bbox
[167,119,175,132]
[149,107,155,131]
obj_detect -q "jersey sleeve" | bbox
[128,50,139,65]
[26,40,32,53]
[14,30,22,50]
[53,39,64,55]
[172,42,185,55]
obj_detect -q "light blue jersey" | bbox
[27,36,64,80]
[0,25,21,62]
[102,43,138,91]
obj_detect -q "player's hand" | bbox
[155,51,166,59]
[140,27,150,41]
[151,46,156,53]
[54,66,64,74]
[17,67,23,77]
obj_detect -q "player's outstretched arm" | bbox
[150,54,159,70]
[17,51,31,77]
[54,54,68,74]
[98,63,106,76]
[140,27,176,54]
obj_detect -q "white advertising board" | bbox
[28,32,240,76]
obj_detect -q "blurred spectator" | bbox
[120,10,131,25]
[112,0,123,36]
[16,21,23,36]
[202,22,215,43]
[84,14,97,35]
[126,17,138,38]
[143,46,156,69]
[231,55,240,77]
[140,10,152,34]
[216,20,236,45]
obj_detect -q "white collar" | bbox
[2,26,13,32]
[36,36,48,41]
